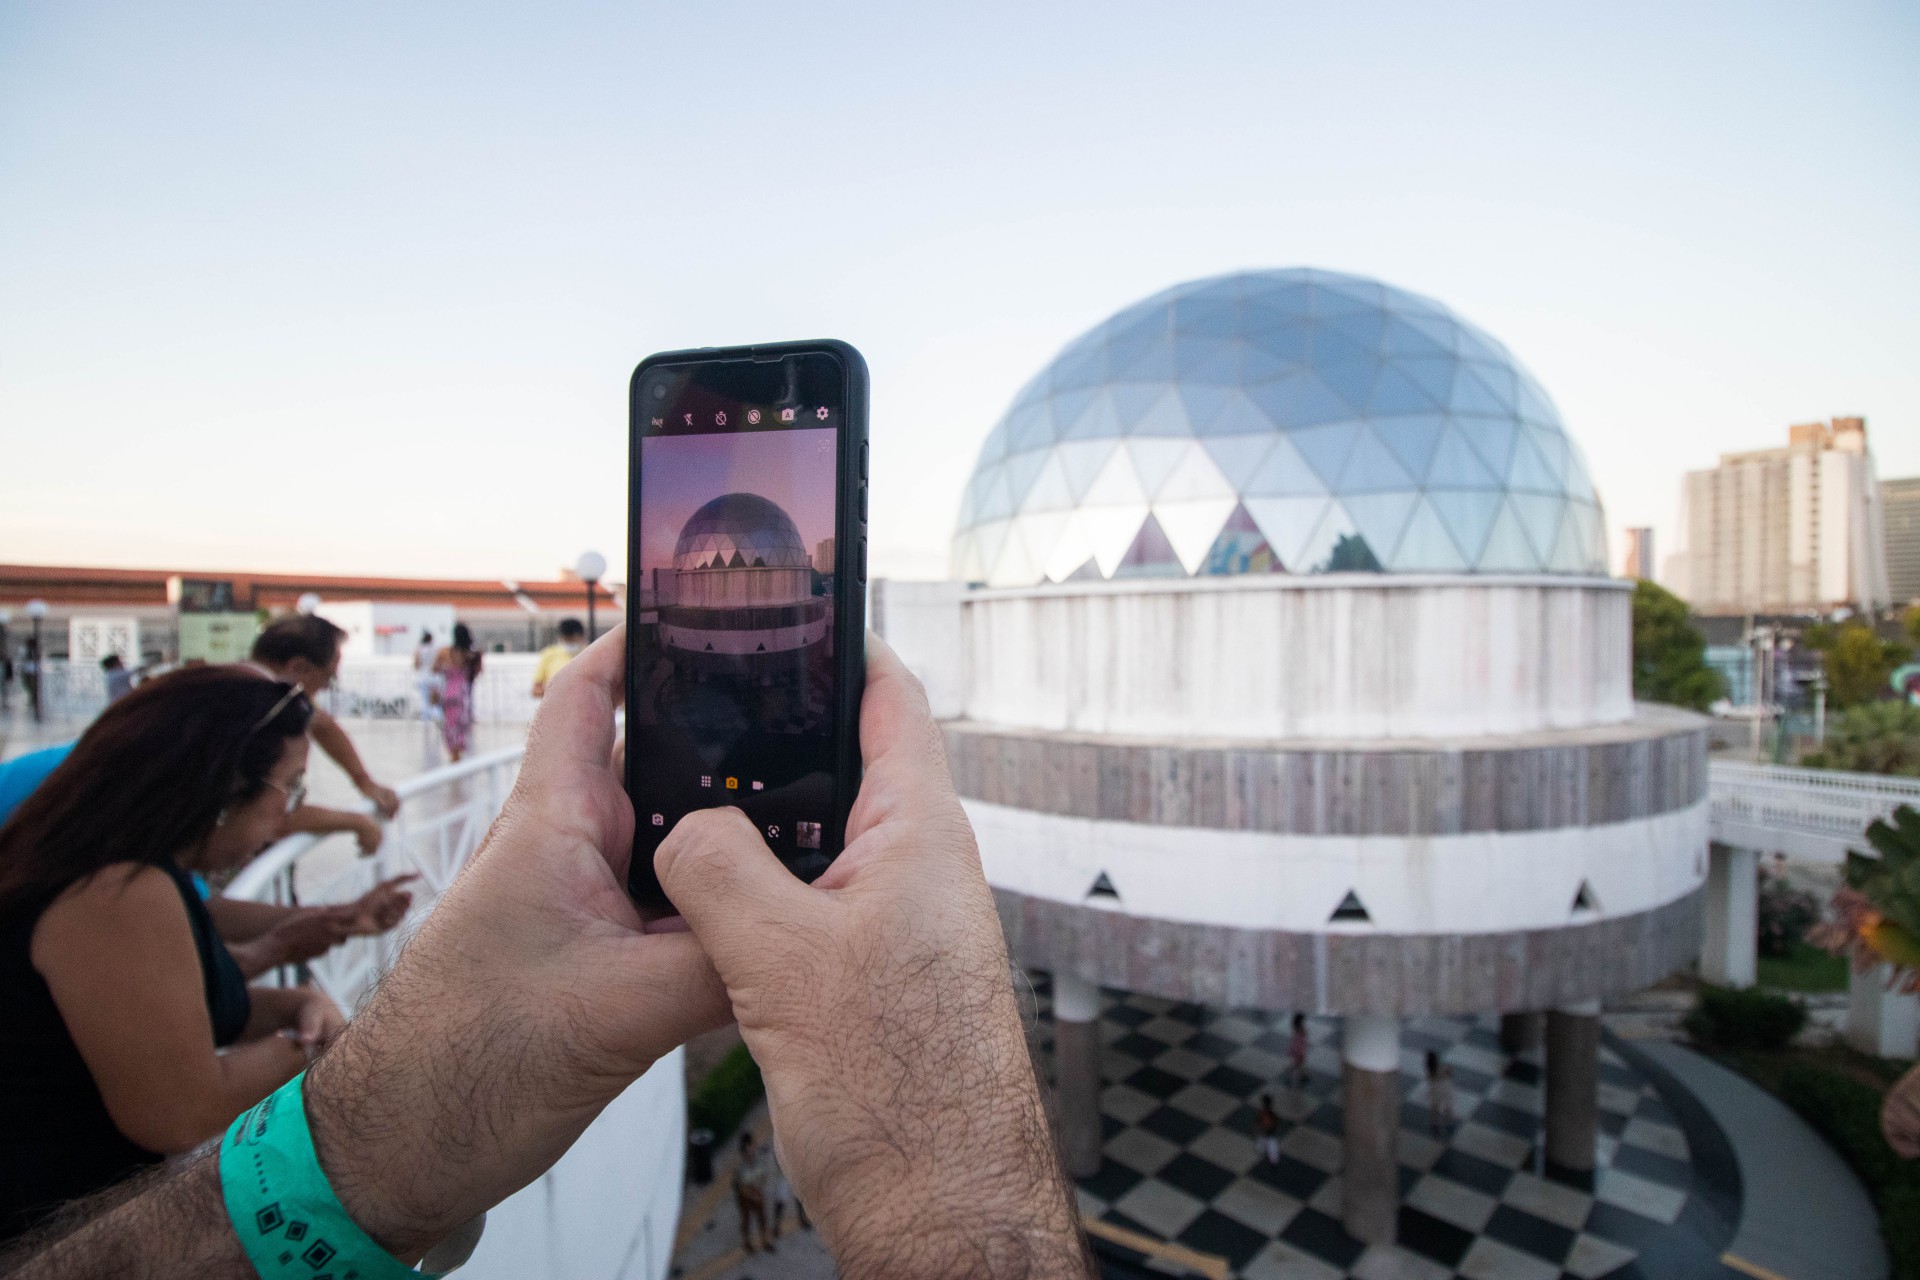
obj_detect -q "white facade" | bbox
[315,600,457,659]
[1674,418,1890,614]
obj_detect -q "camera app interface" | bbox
[631,372,842,886]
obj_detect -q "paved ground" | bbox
[669,1105,836,1280]
[1636,1041,1887,1280]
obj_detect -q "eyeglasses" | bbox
[261,771,308,815]
[250,681,309,734]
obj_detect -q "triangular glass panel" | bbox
[1312,358,1379,410]
[1203,503,1281,575]
[1339,492,1418,562]
[1327,308,1388,354]
[1508,493,1566,563]
[1506,432,1561,495]
[1082,446,1148,507]
[1171,296,1244,338]
[1112,381,1169,429]
[1055,439,1120,502]
[1157,442,1235,503]
[1018,451,1075,513]
[1124,438,1189,498]
[1382,317,1455,360]
[1514,374,1559,428]
[1455,416,1517,478]
[1547,504,1587,573]
[1309,326,1375,369]
[1455,328,1511,367]
[1105,331,1176,381]
[1286,422,1361,488]
[972,519,1012,580]
[1010,511,1072,578]
[1197,388,1279,438]
[1202,434,1278,490]
[1049,342,1108,391]
[1174,336,1243,385]
[1524,424,1570,487]
[1176,381,1234,430]
[1449,367,1513,416]
[1394,310,1464,354]
[1113,513,1185,578]
[1466,360,1518,407]
[1247,323,1311,370]
[1329,890,1371,922]
[975,467,1015,522]
[1337,427,1415,493]
[1087,872,1121,900]
[1578,503,1609,573]
[1002,449,1050,511]
[990,523,1039,586]
[1154,496,1239,574]
[1367,365,1442,416]
[1129,389,1193,438]
[1393,356,1458,406]
[1006,404,1054,454]
[1058,388,1123,442]
[975,417,1011,467]
[1243,496,1331,568]
[1425,426,1500,488]
[1391,497,1467,571]
[1083,504,1151,577]
[1042,513,1097,583]
[1299,502,1366,573]
[1248,374,1352,429]
[1476,501,1538,571]
[1564,447,1597,504]
[1371,414,1448,480]
[1427,488,1504,564]
[1571,881,1600,915]
[952,531,985,582]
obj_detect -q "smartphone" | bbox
[624,340,868,909]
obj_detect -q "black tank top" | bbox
[0,860,251,1242]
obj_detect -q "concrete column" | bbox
[1051,971,1102,1179]
[1701,842,1758,988]
[1544,1000,1601,1188]
[1499,1012,1543,1055]
[1341,1015,1399,1246]
[1847,963,1920,1059]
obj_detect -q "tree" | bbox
[1811,803,1920,992]
[1630,580,1724,710]
[1805,620,1911,709]
[1801,702,1920,776]
[1319,533,1382,573]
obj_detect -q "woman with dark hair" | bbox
[432,623,484,763]
[0,667,345,1242]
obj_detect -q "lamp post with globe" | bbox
[24,599,48,724]
[0,607,10,713]
[576,551,607,642]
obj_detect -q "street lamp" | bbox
[296,593,322,616]
[575,551,607,642]
[24,599,48,724]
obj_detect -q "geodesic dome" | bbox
[674,493,810,570]
[951,269,1607,585]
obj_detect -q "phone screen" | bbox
[626,350,859,904]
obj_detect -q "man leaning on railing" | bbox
[0,630,1095,1280]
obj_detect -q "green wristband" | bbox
[220,1072,442,1280]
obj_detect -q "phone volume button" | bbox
[857,537,867,584]
[859,441,868,479]
[858,484,868,523]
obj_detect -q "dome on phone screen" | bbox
[951,268,1607,584]
[674,493,811,571]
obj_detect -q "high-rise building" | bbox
[1622,527,1655,580]
[1670,417,1890,615]
[1884,476,1920,606]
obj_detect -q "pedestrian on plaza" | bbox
[733,1131,772,1253]
[530,619,585,698]
[1,632,13,711]
[413,631,441,724]
[248,617,396,854]
[18,640,40,721]
[99,655,133,704]
[0,669,345,1243]
[1287,1013,1310,1091]
[432,625,483,763]
[1425,1051,1455,1136]
[769,1146,809,1238]
[1254,1093,1281,1164]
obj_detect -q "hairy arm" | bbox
[0,1156,246,1279]
[306,707,372,789]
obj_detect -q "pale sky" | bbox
[3,1,1916,585]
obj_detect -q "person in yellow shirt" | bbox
[530,619,586,698]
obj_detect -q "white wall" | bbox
[460,1050,685,1280]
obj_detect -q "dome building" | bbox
[655,493,827,670]
[878,270,1709,1250]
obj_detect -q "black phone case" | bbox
[624,339,869,907]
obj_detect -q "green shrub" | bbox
[1776,1065,1920,1280]
[1684,984,1807,1050]
[687,1043,764,1141]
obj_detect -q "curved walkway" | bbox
[1629,1041,1886,1280]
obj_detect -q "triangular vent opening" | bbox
[1572,881,1600,916]
[1086,872,1120,901]
[1329,890,1371,923]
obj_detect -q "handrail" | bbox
[227,744,525,901]
[1710,759,1920,797]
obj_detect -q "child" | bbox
[1254,1093,1281,1164]
[1426,1050,1456,1136]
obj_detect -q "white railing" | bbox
[319,654,545,727]
[225,743,685,1280]
[1709,759,1920,863]
[227,745,523,1004]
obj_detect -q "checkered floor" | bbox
[1026,977,1717,1280]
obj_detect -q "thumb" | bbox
[654,807,821,972]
